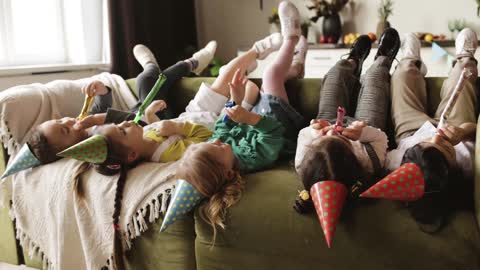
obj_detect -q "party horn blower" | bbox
[57,135,108,164]
[310,181,348,248]
[360,163,424,201]
[1,144,41,180]
[77,95,95,120]
[134,73,167,124]
[334,106,345,132]
[437,68,472,129]
[160,179,204,232]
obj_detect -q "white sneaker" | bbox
[133,44,159,69]
[401,33,427,75]
[192,40,217,75]
[278,1,301,39]
[254,33,283,60]
[456,28,478,58]
[292,36,308,65]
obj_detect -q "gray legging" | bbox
[316,56,392,131]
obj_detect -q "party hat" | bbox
[57,135,108,164]
[1,144,41,179]
[310,181,348,248]
[160,179,204,232]
[360,163,424,201]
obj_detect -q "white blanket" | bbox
[11,158,179,270]
[0,73,178,270]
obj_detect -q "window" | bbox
[0,0,110,67]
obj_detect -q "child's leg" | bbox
[210,49,258,98]
[316,59,359,120]
[261,37,298,103]
[242,80,260,110]
[434,57,478,126]
[391,58,432,142]
[354,56,392,131]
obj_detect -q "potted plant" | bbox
[376,0,394,40]
[268,8,280,34]
[305,0,349,43]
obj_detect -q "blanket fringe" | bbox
[122,186,174,251]
[0,116,21,156]
[15,226,53,270]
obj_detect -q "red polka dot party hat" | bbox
[360,163,425,201]
[310,180,348,248]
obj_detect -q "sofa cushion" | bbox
[194,162,480,270]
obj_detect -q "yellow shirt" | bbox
[144,121,212,163]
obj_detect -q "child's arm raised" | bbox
[145,100,167,124]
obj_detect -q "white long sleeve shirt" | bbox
[295,125,389,174]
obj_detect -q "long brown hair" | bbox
[27,129,61,164]
[72,129,141,270]
[176,144,245,242]
[294,136,365,213]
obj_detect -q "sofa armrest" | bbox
[475,117,480,230]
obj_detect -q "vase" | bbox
[376,20,391,41]
[269,23,280,34]
[322,14,342,43]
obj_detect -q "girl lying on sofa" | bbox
[174,0,307,240]
[60,30,286,264]
[24,42,217,165]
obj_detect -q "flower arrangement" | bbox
[305,0,349,22]
[378,0,394,23]
[268,8,280,25]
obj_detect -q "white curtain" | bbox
[0,0,110,67]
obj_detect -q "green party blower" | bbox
[134,73,167,124]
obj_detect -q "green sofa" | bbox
[1,77,479,270]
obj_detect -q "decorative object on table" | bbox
[360,163,425,202]
[447,19,466,39]
[376,0,394,42]
[343,32,360,45]
[306,0,350,44]
[301,19,312,39]
[431,42,455,65]
[268,7,281,34]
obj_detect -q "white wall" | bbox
[196,0,480,61]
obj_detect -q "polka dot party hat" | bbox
[57,135,108,164]
[1,144,41,180]
[310,180,348,248]
[360,163,425,202]
[160,179,204,232]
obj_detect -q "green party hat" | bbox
[1,144,41,180]
[57,135,108,164]
[160,179,204,232]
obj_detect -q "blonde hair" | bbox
[177,145,245,242]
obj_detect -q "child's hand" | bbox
[145,100,167,115]
[310,119,330,130]
[225,105,261,125]
[342,121,366,141]
[82,80,109,96]
[228,69,248,104]
[73,113,106,130]
[155,120,183,137]
[438,124,465,146]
